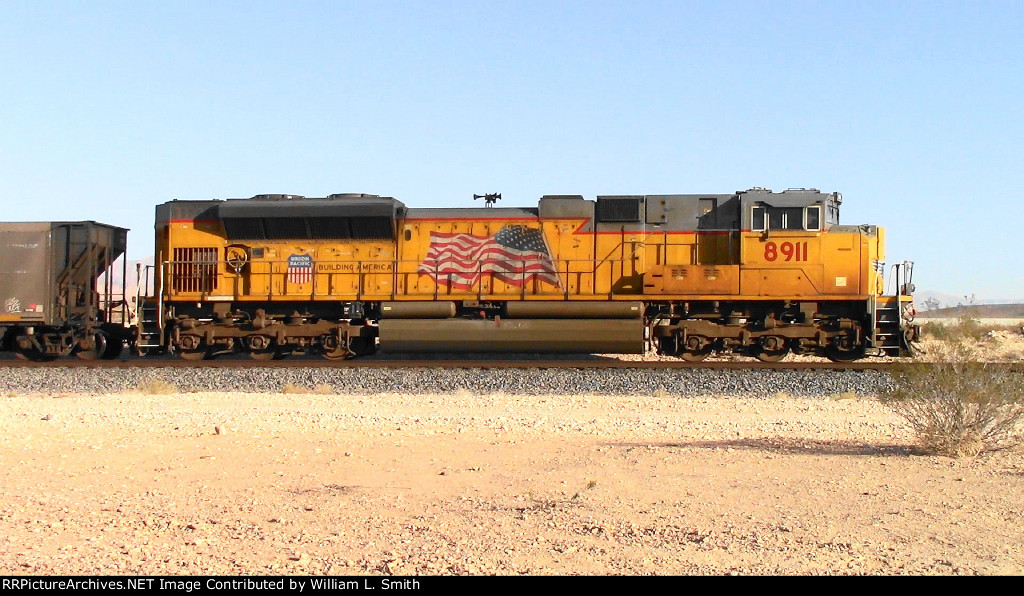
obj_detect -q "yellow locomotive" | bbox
[139,188,917,361]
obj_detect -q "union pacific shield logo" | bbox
[287,254,313,284]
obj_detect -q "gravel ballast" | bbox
[0,366,892,397]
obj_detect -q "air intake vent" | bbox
[596,196,643,223]
[219,197,402,240]
[251,194,304,200]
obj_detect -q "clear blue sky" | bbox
[2,1,1021,299]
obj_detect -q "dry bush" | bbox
[881,356,1024,457]
[924,315,1023,344]
[281,382,333,395]
[923,315,984,342]
[921,321,953,341]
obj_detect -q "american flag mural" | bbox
[417,225,560,290]
[287,254,313,284]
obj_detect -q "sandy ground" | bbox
[1,386,1023,576]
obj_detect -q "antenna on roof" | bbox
[473,193,501,207]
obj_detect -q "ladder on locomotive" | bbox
[134,263,164,354]
[871,262,915,356]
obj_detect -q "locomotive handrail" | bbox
[159,256,632,300]
[157,253,910,302]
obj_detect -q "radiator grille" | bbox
[172,247,218,293]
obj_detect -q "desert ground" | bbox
[0,319,1022,576]
[1,389,1022,576]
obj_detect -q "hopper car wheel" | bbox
[74,333,107,361]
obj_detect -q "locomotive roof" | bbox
[405,207,540,219]
[156,194,407,225]
[219,194,405,219]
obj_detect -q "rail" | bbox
[1,357,988,371]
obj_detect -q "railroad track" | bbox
[0,356,1014,371]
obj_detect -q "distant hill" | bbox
[99,257,154,303]
[922,303,1024,319]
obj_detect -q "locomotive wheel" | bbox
[678,334,712,362]
[349,337,377,356]
[177,348,208,361]
[321,332,352,360]
[249,345,292,360]
[74,333,107,361]
[248,349,276,361]
[679,349,712,362]
[825,343,865,362]
[754,348,788,362]
[101,339,124,359]
[752,336,789,362]
[321,347,350,360]
[246,336,278,360]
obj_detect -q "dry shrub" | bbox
[881,356,1024,457]
[921,321,952,341]
[135,378,179,395]
[282,382,306,394]
[923,315,984,342]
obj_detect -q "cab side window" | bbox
[752,205,823,231]
[805,206,821,231]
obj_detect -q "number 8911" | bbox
[763,241,808,262]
